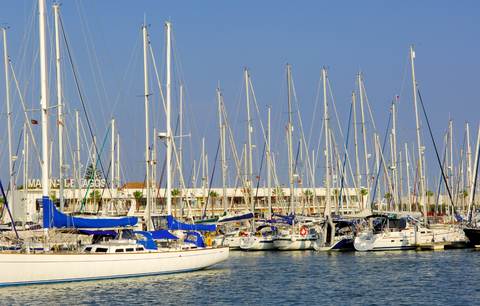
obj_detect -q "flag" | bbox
[31,119,38,125]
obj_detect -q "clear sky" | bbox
[0,0,479,189]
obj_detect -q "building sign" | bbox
[27,178,107,189]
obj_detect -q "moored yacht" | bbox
[239,225,276,251]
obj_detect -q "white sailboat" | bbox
[0,1,228,287]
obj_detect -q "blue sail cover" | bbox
[150,229,179,240]
[167,215,216,232]
[42,196,138,229]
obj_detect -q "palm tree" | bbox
[303,189,313,202]
[360,188,368,210]
[172,188,180,197]
[89,190,101,204]
[133,191,144,211]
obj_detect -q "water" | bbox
[0,249,479,305]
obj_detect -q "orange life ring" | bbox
[300,226,308,237]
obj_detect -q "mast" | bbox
[201,137,206,200]
[410,45,426,220]
[267,106,272,219]
[116,133,120,188]
[110,118,115,190]
[323,67,331,217]
[2,27,15,215]
[391,100,399,209]
[358,73,370,205]
[179,83,184,188]
[286,64,295,214]
[352,91,361,207]
[53,4,65,211]
[39,0,50,200]
[75,110,81,206]
[449,119,454,216]
[244,68,254,209]
[466,123,472,201]
[165,21,172,216]
[405,143,412,211]
[23,123,29,223]
[142,23,152,228]
[217,87,227,213]
[467,125,480,221]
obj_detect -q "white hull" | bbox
[273,235,316,250]
[355,225,467,252]
[354,230,417,252]
[239,236,275,250]
[214,235,243,249]
[0,247,229,286]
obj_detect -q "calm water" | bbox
[0,249,479,305]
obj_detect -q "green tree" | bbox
[89,190,101,204]
[133,191,144,210]
[172,188,181,197]
[209,191,219,198]
[359,188,368,209]
[303,189,313,200]
[384,192,392,200]
[273,187,284,197]
[425,190,434,206]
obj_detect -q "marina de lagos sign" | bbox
[27,178,107,189]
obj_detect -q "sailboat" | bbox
[0,1,228,286]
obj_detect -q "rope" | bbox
[417,89,456,214]
[202,140,221,219]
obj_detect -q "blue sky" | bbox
[1,0,479,189]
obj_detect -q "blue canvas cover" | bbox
[167,215,216,232]
[184,231,206,248]
[149,229,179,240]
[42,196,138,229]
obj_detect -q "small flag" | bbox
[31,119,39,125]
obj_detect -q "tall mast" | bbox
[323,67,331,217]
[39,0,50,199]
[202,137,206,199]
[358,73,370,205]
[410,45,426,220]
[165,22,173,216]
[110,118,115,190]
[244,68,254,209]
[352,91,361,207]
[391,100,399,209]
[23,123,29,222]
[217,87,227,213]
[2,27,15,214]
[467,125,480,221]
[449,119,454,216]
[466,123,472,198]
[142,23,152,228]
[267,106,272,219]
[75,110,81,205]
[116,133,120,187]
[53,4,65,210]
[152,127,157,193]
[286,64,295,213]
[405,143,412,211]
[179,84,184,188]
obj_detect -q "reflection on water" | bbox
[0,249,479,305]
